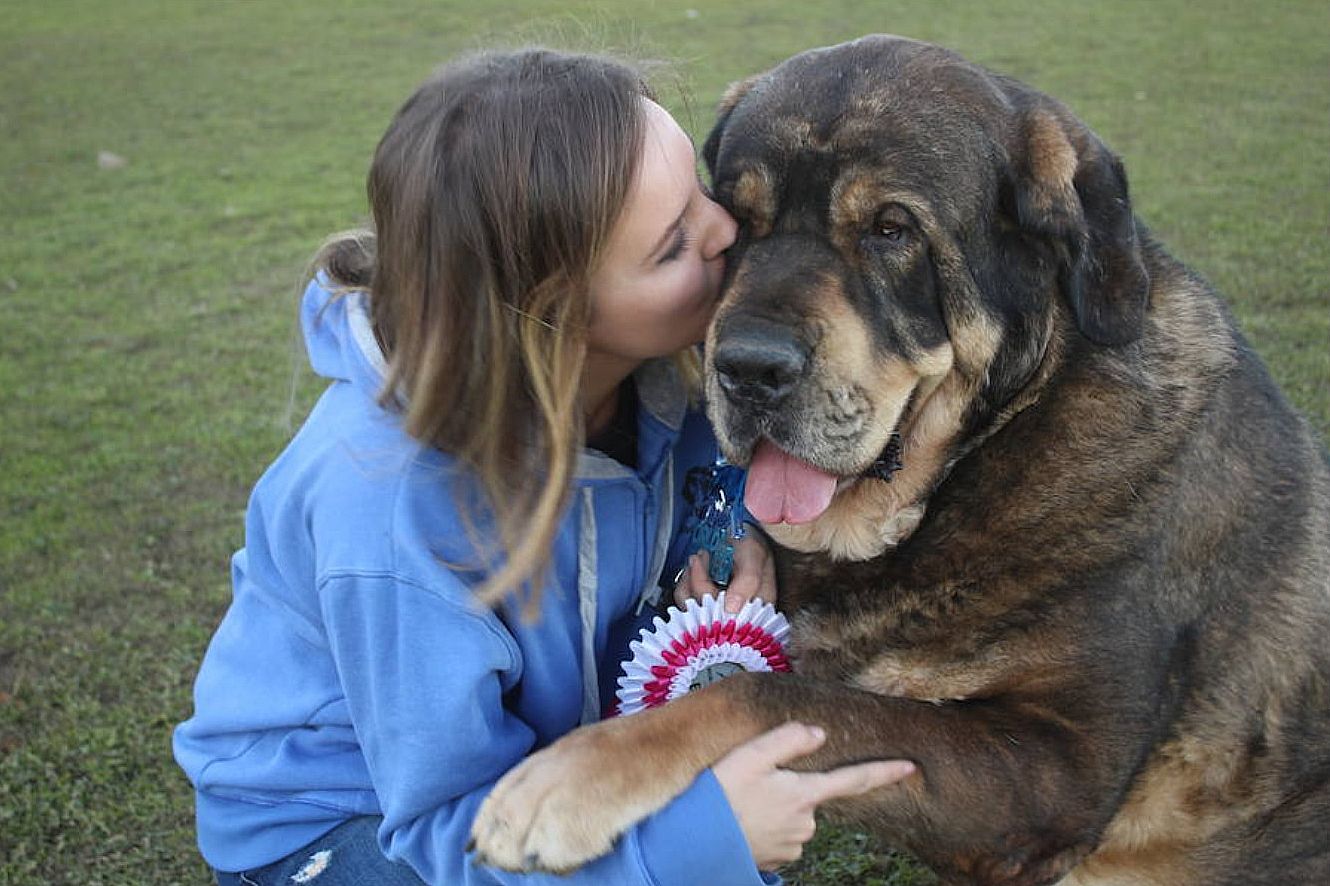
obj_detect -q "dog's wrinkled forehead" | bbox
[709,36,1012,223]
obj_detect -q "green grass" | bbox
[1,1,1325,883]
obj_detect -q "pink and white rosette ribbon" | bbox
[614,592,791,716]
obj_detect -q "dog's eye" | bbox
[870,205,914,246]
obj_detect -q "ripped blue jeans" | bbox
[214,816,425,886]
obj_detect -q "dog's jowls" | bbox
[471,35,1330,886]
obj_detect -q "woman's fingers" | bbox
[761,546,777,599]
[725,533,778,613]
[725,538,761,613]
[672,532,778,612]
[691,548,717,595]
[730,723,915,798]
[672,550,719,607]
[731,722,827,769]
[799,759,917,804]
[715,722,913,871]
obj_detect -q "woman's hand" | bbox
[673,531,777,613]
[713,722,916,871]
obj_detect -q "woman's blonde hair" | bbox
[311,49,657,607]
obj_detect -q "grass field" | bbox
[1,1,1326,883]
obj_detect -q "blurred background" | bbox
[2,1,1326,883]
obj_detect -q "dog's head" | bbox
[702,35,1150,558]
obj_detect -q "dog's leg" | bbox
[467,678,771,874]
[470,670,1124,885]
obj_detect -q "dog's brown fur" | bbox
[471,36,1330,885]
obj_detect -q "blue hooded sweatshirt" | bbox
[173,279,776,885]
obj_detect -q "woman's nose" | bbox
[700,198,738,260]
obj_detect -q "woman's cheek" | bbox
[660,266,698,318]
[688,259,715,307]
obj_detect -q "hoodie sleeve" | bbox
[319,572,776,886]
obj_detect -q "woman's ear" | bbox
[702,75,762,177]
[1009,104,1151,346]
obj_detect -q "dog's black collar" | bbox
[862,433,904,482]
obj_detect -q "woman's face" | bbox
[586,99,738,369]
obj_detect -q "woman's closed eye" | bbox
[658,225,694,263]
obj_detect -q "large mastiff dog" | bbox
[472,36,1330,885]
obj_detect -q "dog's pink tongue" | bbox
[745,440,839,525]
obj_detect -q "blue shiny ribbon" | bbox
[686,460,748,587]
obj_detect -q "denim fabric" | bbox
[214,816,424,886]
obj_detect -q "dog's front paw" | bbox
[468,735,616,874]
[468,718,696,873]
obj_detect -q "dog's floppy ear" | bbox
[702,75,762,176]
[1010,104,1150,346]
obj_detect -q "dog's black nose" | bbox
[713,320,808,409]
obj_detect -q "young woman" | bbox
[174,49,914,885]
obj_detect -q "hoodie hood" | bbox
[301,276,389,401]
[298,275,694,480]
